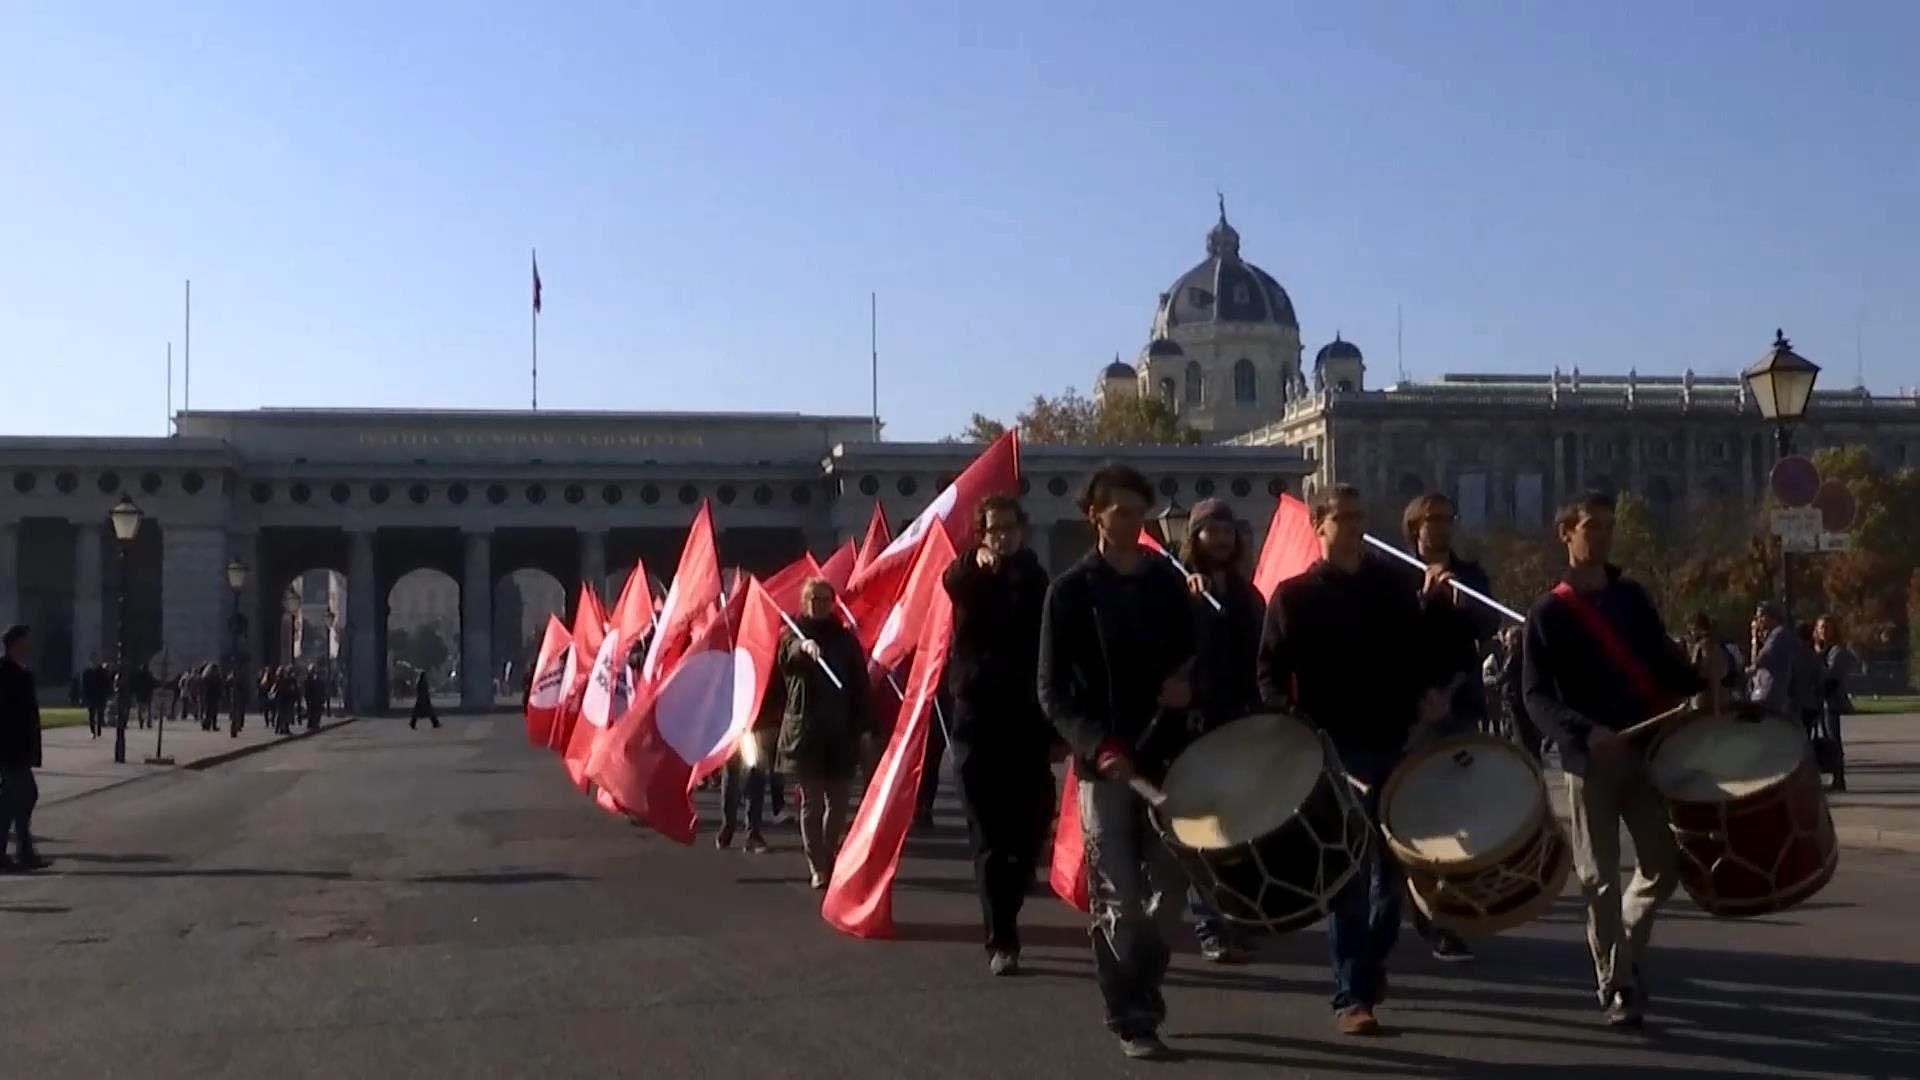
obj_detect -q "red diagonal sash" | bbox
[1549,581,1672,713]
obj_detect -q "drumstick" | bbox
[1129,777,1170,808]
[1363,535,1527,623]
[1617,702,1697,742]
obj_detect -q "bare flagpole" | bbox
[531,249,540,410]
[184,280,192,412]
[870,292,879,440]
[166,342,173,435]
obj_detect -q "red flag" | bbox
[818,540,858,592]
[523,616,572,747]
[846,432,1017,596]
[1048,764,1092,913]
[591,581,783,842]
[763,553,824,613]
[1252,493,1320,599]
[642,502,723,685]
[548,585,606,753]
[852,500,892,576]
[869,526,957,674]
[565,619,637,791]
[607,558,656,642]
[532,251,543,314]
[821,588,954,938]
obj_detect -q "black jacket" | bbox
[1038,551,1196,774]
[1187,569,1266,730]
[1521,565,1701,776]
[1256,555,1449,754]
[0,657,44,770]
[942,547,1050,753]
[1394,552,1499,730]
[775,618,872,778]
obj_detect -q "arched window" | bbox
[1158,378,1176,409]
[1184,361,1204,405]
[1233,359,1257,403]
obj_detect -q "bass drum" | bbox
[1381,733,1571,935]
[1152,713,1372,934]
[1648,710,1837,917]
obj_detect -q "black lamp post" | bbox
[284,586,301,666]
[1156,497,1191,553]
[1742,329,1821,611]
[226,558,250,735]
[107,495,143,765]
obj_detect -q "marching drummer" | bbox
[1521,491,1722,1029]
[1256,483,1453,1037]
[1038,463,1197,1062]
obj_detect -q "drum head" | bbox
[1651,712,1804,802]
[1384,737,1542,866]
[1161,714,1323,851]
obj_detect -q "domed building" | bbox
[1099,199,1309,437]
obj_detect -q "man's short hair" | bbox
[1076,464,1154,516]
[801,576,835,599]
[1402,492,1455,547]
[1,624,27,648]
[1309,484,1363,528]
[972,493,1027,540]
[1554,490,1617,531]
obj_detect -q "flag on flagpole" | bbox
[1253,492,1320,599]
[532,251,543,314]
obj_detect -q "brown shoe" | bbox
[1336,1006,1381,1036]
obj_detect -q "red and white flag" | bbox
[1253,492,1320,599]
[548,585,606,754]
[818,540,858,592]
[851,500,892,577]
[591,579,784,842]
[822,586,954,938]
[607,558,657,643]
[762,552,824,614]
[869,525,957,675]
[523,616,572,747]
[641,502,722,685]
[1048,764,1092,913]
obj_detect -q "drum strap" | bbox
[1549,582,1670,713]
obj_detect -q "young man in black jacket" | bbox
[1257,484,1452,1037]
[1038,464,1196,1062]
[943,493,1054,977]
[776,579,873,890]
[1522,491,1717,1029]
[0,625,49,872]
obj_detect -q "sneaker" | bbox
[988,950,1020,977]
[1604,988,1643,1028]
[744,830,770,854]
[1430,931,1475,963]
[715,825,735,850]
[1198,938,1248,964]
[1336,1006,1381,1036]
[1120,1032,1172,1060]
[769,809,793,827]
[10,855,51,873]
[809,871,827,890]
[1828,777,1847,793]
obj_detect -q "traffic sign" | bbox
[1813,480,1858,532]
[1769,456,1820,507]
[1770,507,1821,552]
[1819,532,1851,552]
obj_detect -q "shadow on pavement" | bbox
[410,870,588,885]
[0,904,70,915]
[62,867,354,880]
[40,852,175,865]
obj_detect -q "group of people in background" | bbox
[65,657,339,739]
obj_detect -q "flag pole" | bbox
[183,279,192,413]
[165,342,173,435]
[869,292,879,441]
[531,248,539,411]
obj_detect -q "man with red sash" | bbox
[1522,491,1723,1029]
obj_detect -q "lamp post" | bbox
[1156,497,1191,552]
[107,495,143,765]
[1742,329,1821,612]
[284,586,301,666]
[324,606,338,716]
[226,558,250,736]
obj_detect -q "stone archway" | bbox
[495,567,565,697]
[387,567,460,707]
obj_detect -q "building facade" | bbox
[0,408,1311,710]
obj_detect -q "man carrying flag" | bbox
[776,579,873,889]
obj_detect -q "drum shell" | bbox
[1651,713,1838,917]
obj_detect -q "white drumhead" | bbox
[1385,739,1541,864]
[1161,714,1323,851]
[1650,712,1804,802]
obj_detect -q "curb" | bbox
[181,716,362,771]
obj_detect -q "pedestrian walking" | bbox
[409,671,440,730]
[775,579,871,890]
[0,625,50,872]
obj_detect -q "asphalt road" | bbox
[3,713,1916,1079]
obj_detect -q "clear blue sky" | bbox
[4,2,1916,441]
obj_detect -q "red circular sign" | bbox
[1813,480,1857,532]
[1769,456,1820,508]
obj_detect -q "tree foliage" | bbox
[953,387,1201,445]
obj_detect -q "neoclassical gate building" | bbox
[0,408,1311,711]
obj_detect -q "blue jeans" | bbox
[1190,886,1226,945]
[1081,776,1188,1036]
[1327,747,1404,1012]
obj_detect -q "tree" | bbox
[952,387,1201,445]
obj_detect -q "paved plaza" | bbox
[3,713,1916,1078]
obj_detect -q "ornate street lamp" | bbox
[225,559,250,735]
[107,495,142,764]
[284,586,302,665]
[1156,497,1191,552]
[1743,329,1821,613]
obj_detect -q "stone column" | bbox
[1739,427,1756,505]
[1552,429,1567,510]
[1682,428,1699,508]
[347,529,379,714]
[229,531,262,671]
[72,522,104,669]
[161,525,228,672]
[461,530,493,708]
[0,520,18,631]
[1628,428,1645,496]
[578,529,607,600]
